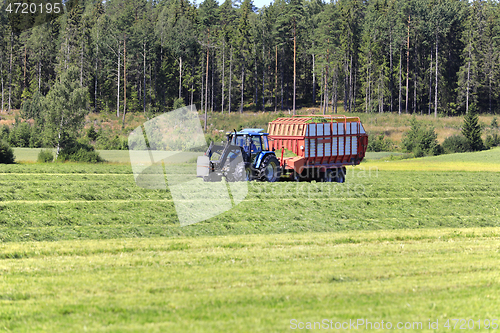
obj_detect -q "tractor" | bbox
[197,128,281,182]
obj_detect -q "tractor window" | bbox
[231,135,246,147]
[251,137,262,153]
[236,136,246,147]
[261,136,269,151]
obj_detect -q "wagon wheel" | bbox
[322,169,335,182]
[334,167,346,183]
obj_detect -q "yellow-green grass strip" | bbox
[1,227,499,332]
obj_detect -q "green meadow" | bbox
[1,148,499,331]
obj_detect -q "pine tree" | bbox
[462,110,484,151]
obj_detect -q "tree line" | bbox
[1,0,500,125]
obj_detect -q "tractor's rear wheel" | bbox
[245,167,253,181]
[260,155,280,182]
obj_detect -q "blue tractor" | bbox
[197,129,281,182]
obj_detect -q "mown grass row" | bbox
[1,165,499,242]
[1,228,499,332]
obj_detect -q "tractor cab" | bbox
[228,128,271,162]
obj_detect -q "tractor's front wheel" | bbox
[260,155,281,182]
[226,161,246,182]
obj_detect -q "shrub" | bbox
[29,122,44,148]
[173,97,186,110]
[0,140,15,164]
[442,135,470,153]
[37,149,54,163]
[0,124,9,141]
[57,141,104,163]
[432,144,444,156]
[462,111,484,151]
[8,122,31,147]
[485,134,500,149]
[87,125,98,141]
[491,117,498,129]
[402,117,439,156]
[367,134,393,152]
[95,133,128,150]
[413,146,425,158]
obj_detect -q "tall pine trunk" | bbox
[179,56,182,100]
[398,49,402,115]
[229,46,232,114]
[349,54,353,112]
[312,53,316,106]
[275,45,277,112]
[143,42,146,114]
[262,44,265,111]
[368,52,372,113]
[204,36,209,130]
[221,40,225,114]
[201,60,204,115]
[80,39,84,87]
[389,28,393,112]
[38,57,41,93]
[428,49,432,115]
[320,69,323,113]
[190,62,194,107]
[323,66,328,115]
[343,54,348,111]
[253,44,257,108]
[117,46,120,117]
[211,53,214,112]
[434,32,438,118]
[8,32,13,112]
[293,20,296,115]
[280,47,284,111]
[414,64,417,114]
[95,43,99,112]
[210,53,214,112]
[240,67,244,113]
[333,68,338,113]
[405,16,410,114]
[324,44,329,114]
[23,45,26,88]
[1,61,4,112]
[122,37,127,128]
[466,40,471,114]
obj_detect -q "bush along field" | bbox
[0,147,500,331]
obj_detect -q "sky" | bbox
[250,0,273,9]
[214,0,274,10]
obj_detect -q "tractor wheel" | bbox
[245,167,253,181]
[226,161,246,182]
[260,155,281,182]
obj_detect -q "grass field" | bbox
[360,147,500,171]
[1,229,499,332]
[1,149,500,331]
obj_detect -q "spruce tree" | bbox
[462,110,484,151]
